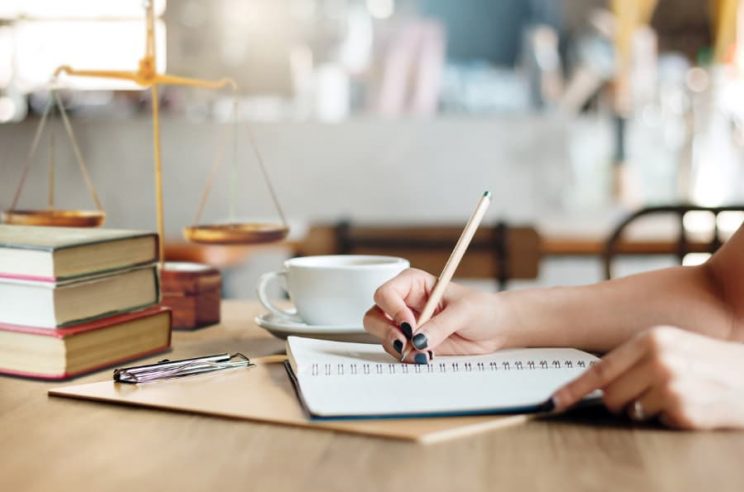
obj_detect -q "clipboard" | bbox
[49,361,530,444]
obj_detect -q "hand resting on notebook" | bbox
[364,225,744,430]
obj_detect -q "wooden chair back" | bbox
[297,221,542,290]
[604,204,744,279]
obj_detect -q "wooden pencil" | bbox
[400,191,492,361]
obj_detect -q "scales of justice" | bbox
[2,0,289,262]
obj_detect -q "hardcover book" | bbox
[0,306,172,380]
[0,265,160,328]
[0,225,158,282]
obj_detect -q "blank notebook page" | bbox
[286,336,600,418]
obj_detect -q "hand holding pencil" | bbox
[363,192,509,364]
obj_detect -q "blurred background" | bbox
[1,0,743,297]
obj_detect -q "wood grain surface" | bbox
[2,300,743,492]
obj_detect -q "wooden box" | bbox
[160,262,221,330]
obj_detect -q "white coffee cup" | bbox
[256,255,409,326]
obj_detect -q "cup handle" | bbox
[256,271,299,320]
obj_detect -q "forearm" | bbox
[499,264,738,352]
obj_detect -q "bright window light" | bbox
[0,27,12,87]
[717,211,744,237]
[682,210,715,238]
[0,0,166,20]
[0,1,166,93]
[366,0,395,20]
[682,253,711,266]
[13,20,166,92]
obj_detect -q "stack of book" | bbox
[0,225,172,380]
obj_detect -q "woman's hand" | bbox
[363,268,514,363]
[552,326,744,430]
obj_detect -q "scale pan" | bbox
[2,209,105,227]
[183,223,289,245]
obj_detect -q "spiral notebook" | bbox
[286,336,600,419]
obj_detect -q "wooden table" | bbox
[2,301,743,492]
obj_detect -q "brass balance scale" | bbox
[2,0,288,257]
[4,89,106,228]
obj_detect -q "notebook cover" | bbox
[48,362,530,443]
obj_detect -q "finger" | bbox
[628,385,666,423]
[401,348,434,365]
[407,304,470,353]
[552,333,650,410]
[601,355,669,414]
[363,306,408,359]
[363,305,393,340]
[373,269,436,328]
[644,381,704,429]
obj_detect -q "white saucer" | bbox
[255,313,378,344]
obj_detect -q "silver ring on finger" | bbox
[629,400,647,421]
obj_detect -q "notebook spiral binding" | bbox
[309,359,596,377]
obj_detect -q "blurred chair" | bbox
[297,221,541,290]
[603,204,744,279]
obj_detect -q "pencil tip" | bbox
[483,191,492,198]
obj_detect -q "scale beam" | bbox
[54,66,237,92]
[50,0,238,263]
[41,0,287,255]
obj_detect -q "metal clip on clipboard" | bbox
[114,353,254,384]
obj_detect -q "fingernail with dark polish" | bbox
[393,339,403,354]
[412,333,428,349]
[543,397,557,413]
[400,322,413,340]
[414,353,428,365]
